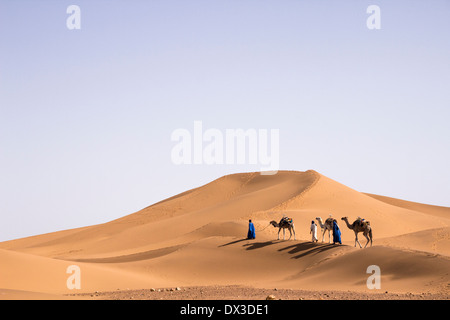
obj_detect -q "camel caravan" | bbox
[261,215,373,248]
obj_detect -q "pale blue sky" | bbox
[1,0,449,241]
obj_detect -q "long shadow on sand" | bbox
[218,239,344,259]
[219,239,280,249]
[243,240,279,250]
[218,238,250,247]
[278,242,341,259]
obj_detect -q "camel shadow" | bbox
[278,242,340,259]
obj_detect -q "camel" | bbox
[315,217,334,243]
[341,217,373,248]
[270,218,296,240]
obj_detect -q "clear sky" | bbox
[1,0,449,241]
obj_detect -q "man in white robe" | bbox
[310,221,318,242]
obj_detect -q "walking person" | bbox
[332,220,342,245]
[247,219,256,239]
[310,220,318,242]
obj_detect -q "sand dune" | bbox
[0,248,172,295]
[282,244,450,293]
[376,227,450,256]
[1,170,449,299]
[0,289,74,300]
[365,193,450,219]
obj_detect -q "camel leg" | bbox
[321,229,326,242]
[328,230,332,243]
[355,232,362,248]
[283,228,286,240]
[277,228,281,240]
[363,233,371,248]
[288,226,295,240]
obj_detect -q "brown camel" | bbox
[270,218,296,240]
[341,217,373,248]
[315,217,334,243]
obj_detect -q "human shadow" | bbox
[218,238,250,247]
[278,242,342,259]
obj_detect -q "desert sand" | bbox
[0,170,449,300]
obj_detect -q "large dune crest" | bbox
[0,170,449,299]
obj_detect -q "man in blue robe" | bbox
[247,219,256,239]
[332,220,342,245]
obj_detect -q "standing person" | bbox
[247,219,256,239]
[310,220,318,242]
[332,220,342,245]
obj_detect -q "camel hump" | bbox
[325,218,335,224]
[280,217,293,226]
[355,219,370,228]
